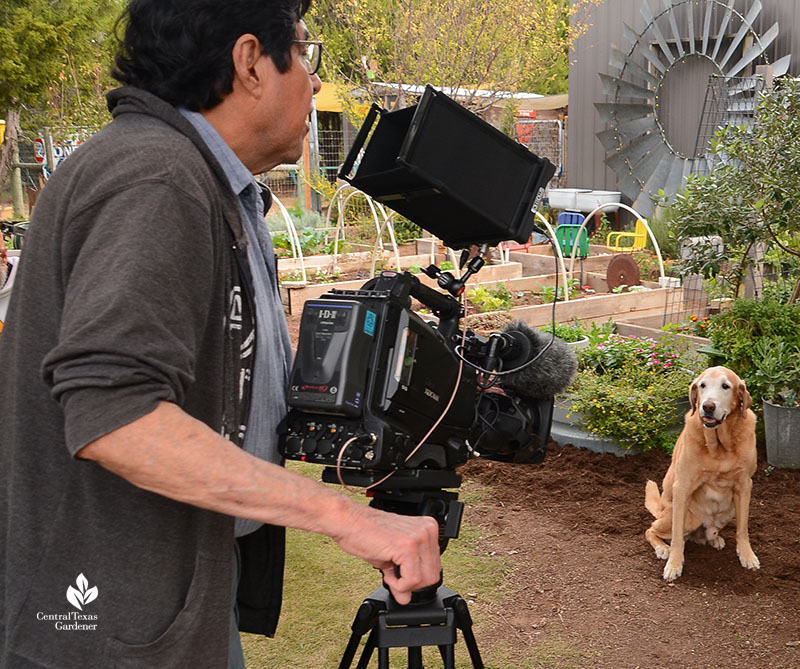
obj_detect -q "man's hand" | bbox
[333,504,441,605]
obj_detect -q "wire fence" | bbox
[514,119,566,189]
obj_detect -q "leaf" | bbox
[83,586,98,605]
[76,573,88,593]
[66,585,84,611]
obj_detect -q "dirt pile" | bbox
[461,442,800,667]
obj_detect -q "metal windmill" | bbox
[595,0,791,217]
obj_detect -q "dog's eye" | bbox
[700,382,705,388]
[722,383,730,390]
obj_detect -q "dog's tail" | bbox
[645,480,661,517]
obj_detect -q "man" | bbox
[0,1,441,666]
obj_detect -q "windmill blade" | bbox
[662,154,689,196]
[597,127,623,153]
[597,116,659,152]
[641,151,677,204]
[632,142,669,186]
[701,0,713,54]
[618,172,644,202]
[663,0,685,58]
[600,74,655,101]
[610,47,659,87]
[595,103,653,124]
[617,116,659,142]
[711,1,735,62]
[720,1,763,71]
[771,55,791,77]
[614,128,665,168]
[607,152,633,175]
[633,191,656,219]
[641,2,675,65]
[624,22,667,74]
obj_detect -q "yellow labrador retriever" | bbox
[645,366,760,581]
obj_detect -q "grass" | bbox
[241,463,585,667]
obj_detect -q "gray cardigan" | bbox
[0,87,282,668]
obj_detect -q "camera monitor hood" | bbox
[338,85,555,250]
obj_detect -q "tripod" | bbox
[322,468,485,669]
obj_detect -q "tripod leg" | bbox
[408,646,424,668]
[438,643,455,668]
[355,629,377,669]
[378,645,390,669]
[450,595,484,669]
[340,598,381,669]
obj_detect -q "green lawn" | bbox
[241,462,583,668]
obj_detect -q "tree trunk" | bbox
[0,108,21,199]
[790,277,800,305]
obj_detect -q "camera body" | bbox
[278,270,556,476]
[280,272,476,472]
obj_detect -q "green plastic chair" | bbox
[555,223,589,285]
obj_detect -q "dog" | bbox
[645,366,760,581]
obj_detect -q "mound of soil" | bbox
[461,442,800,667]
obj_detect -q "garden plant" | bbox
[708,296,800,408]
[566,324,704,453]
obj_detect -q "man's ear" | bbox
[230,33,264,96]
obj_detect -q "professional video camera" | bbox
[279,85,575,485]
[277,85,577,667]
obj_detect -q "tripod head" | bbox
[322,466,464,557]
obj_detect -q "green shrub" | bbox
[751,338,800,407]
[568,331,703,453]
[709,297,800,401]
[710,297,800,404]
[540,321,587,343]
[466,284,514,313]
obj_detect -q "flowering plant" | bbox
[663,314,713,338]
[581,332,681,376]
[567,332,703,453]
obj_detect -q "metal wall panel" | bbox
[568,0,799,194]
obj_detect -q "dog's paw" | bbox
[654,545,670,560]
[663,560,683,582]
[737,548,760,570]
[709,535,725,550]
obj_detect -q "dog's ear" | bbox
[689,379,699,415]
[738,378,752,415]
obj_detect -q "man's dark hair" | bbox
[112,0,312,110]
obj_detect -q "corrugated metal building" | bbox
[568,0,800,213]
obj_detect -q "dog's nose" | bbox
[702,401,716,415]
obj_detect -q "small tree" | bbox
[309,0,598,113]
[661,76,800,300]
[0,0,119,193]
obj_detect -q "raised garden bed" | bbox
[463,279,680,331]
[279,260,526,314]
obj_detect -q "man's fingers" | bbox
[334,504,443,604]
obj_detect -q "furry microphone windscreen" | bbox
[500,320,578,399]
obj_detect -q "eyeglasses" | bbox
[294,40,323,76]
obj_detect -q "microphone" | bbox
[496,320,578,399]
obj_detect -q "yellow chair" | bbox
[606,219,648,252]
